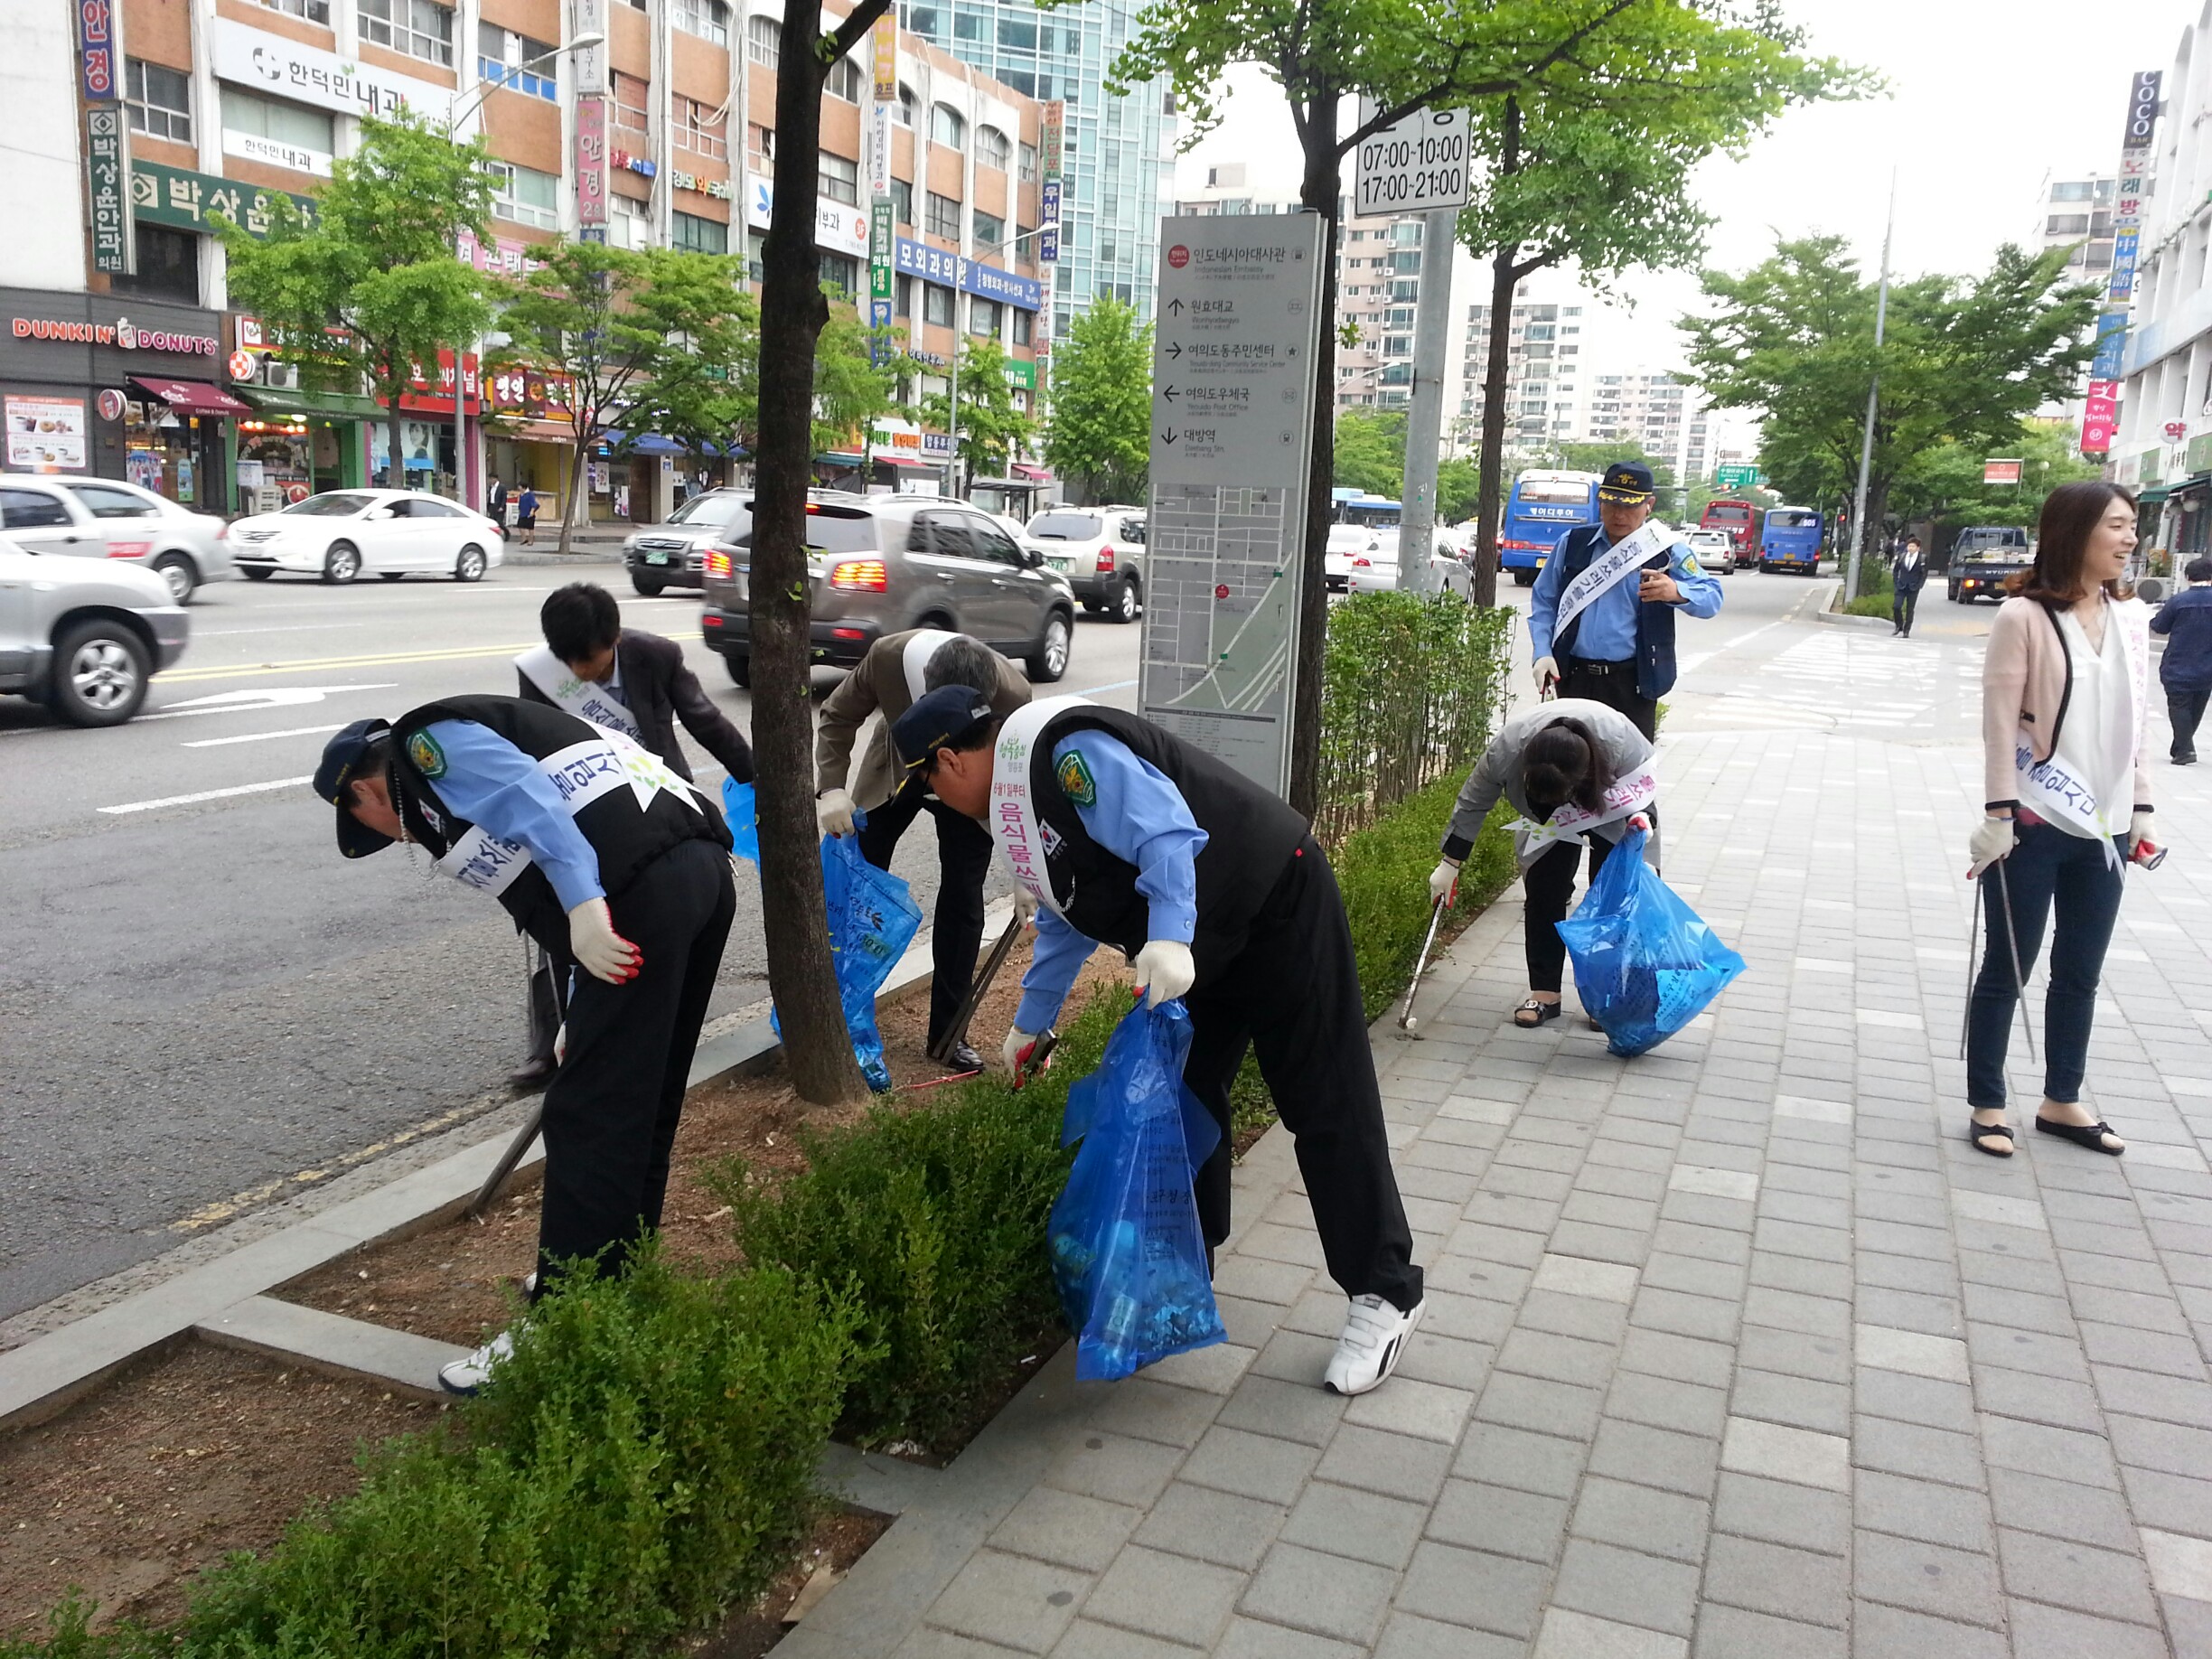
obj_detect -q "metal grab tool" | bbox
[1397,896,1447,1038]
[929,914,1024,1066]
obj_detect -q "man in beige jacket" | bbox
[815,631,1032,1071]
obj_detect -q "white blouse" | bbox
[2050,605,2134,839]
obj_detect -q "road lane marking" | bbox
[158,633,700,683]
[99,775,313,814]
[1076,678,1139,695]
[183,724,346,748]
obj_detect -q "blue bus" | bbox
[1333,491,1402,529]
[1500,470,1600,586]
[1758,506,1823,575]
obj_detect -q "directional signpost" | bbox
[1714,464,1764,489]
[1141,214,1326,798]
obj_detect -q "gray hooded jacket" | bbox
[1443,698,1657,870]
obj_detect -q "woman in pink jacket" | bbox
[1966,482,2157,1158]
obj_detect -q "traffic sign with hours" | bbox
[1141,214,1325,798]
[1354,105,1470,217]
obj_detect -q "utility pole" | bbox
[1846,172,1897,605]
[1397,207,1457,594]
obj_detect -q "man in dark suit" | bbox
[1891,535,1928,637]
[507,581,755,1084]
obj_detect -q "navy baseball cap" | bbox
[892,685,997,774]
[314,717,397,858]
[1598,461,1655,502]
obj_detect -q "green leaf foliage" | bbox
[812,307,908,455]
[1334,408,1406,496]
[917,334,1036,492]
[1043,296,1152,504]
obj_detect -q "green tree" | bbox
[1333,408,1407,496]
[1679,236,2099,573]
[494,242,758,553]
[1044,296,1153,503]
[920,335,1036,493]
[218,110,492,515]
[813,307,907,457]
[1112,0,1861,813]
[1436,455,1483,522]
[1889,422,2102,550]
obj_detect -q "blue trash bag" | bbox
[1047,999,1227,1382]
[769,814,922,1092]
[1555,826,1747,1058]
[720,777,760,864]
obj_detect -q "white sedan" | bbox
[227,490,505,584]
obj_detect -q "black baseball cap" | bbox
[892,685,997,774]
[314,717,397,858]
[1598,461,1655,503]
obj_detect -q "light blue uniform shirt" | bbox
[1529,526,1723,662]
[1016,730,1208,1034]
[421,718,605,912]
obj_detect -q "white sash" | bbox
[514,644,642,742]
[2013,600,2149,869]
[989,693,1094,918]
[900,628,961,702]
[1514,758,1660,866]
[435,824,535,895]
[1552,522,1670,648]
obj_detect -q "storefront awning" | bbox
[130,376,250,417]
[1011,463,1053,482]
[607,430,737,457]
[236,386,383,421]
[817,451,865,465]
[2137,483,2174,504]
[492,418,576,445]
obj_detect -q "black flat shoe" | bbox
[2035,1116,2125,1155]
[1967,1119,2015,1157]
[1513,998,1561,1028]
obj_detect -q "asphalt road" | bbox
[0,561,1143,1322]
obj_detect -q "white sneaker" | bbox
[438,1328,516,1396]
[1323,1295,1424,1395]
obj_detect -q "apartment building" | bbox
[2032,172,2118,279]
[21,0,1043,518]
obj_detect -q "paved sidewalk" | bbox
[789,616,2212,1658]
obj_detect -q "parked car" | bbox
[226,489,503,584]
[623,488,752,595]
[0,475,231,605]
[1336,529,1476,596]
[1323,523,1380,594]
[1947,525,2032,604]
[700,493,1077,686]
[1025,505,1147,623]
[1687,527,1735,574]
[0,533,189,726]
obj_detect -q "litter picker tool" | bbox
[1397,896,1447,1038]
[929,913,1024,1066]
[1959,862,2037,1065]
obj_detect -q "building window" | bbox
[891,178,914,227]
[923,283,954,327]
[973,209,1005,248]
[970,297,999,337]
[976,125,1011,171]
[672,211,728,253]
[820,251,859,297]
[358,0,455,67]
[747,124,775,168]
[908,5,940,33]
[2049,180,2096,202]
[1011,308,1033,346]
[2047,213,2090,236]
[114,222,200,305]
[484,159,560,230]
[1018,141,1037,182]
[250,0,331,21]
[476,24,558,100]
[895,273,914,317]
[677,98,727,159]
[925,191,961,240]
[827,56,863,102]
[126,60,192,144]
[612,198,654,250]
[820,150,858,205]
[670,0,728,44]
[743,13,777,61]
[222,89,335,164]
[613,90,650,138]
[896,84,917,127]
[930,103,965,149]
[1382,335,1411,357]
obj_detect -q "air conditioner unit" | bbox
[261,360,300,390]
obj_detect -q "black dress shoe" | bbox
[508,1055,557,1088]
[942,1041,984,1075]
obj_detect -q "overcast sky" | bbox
[1176,0,2181,378]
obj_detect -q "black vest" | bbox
[1551,523,1678,700]
[389,693,730,951]
[1028,707,1308,989]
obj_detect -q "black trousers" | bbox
[1893,589,1920,635]
[1181,837,1423,1313]
[2168,684,2210,761]
[1522,833,1620,994]
[537,838,736,1287]
[524,947,569,1064]
[858,785,993,1047]
[1561,658,1657,742]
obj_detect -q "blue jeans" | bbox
[1965,820,2125,1110]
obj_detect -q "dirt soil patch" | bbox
[689,1507,892,1658]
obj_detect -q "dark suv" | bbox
[699,493,1077,687]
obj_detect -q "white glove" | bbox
[1429,858,1460,907]
[1967,815,2015,879]
[1533,655,1560,696]
[2130,811,2156,860]
[1133,939,1196,1008]
[1626,812,1652,835]
[1003,1026,1050,1083]
[567,898,642,984]
[816,786,856,838]
[1013,885,1039,926]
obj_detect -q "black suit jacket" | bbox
[1893,554,1928,597]
[519,628,755,784]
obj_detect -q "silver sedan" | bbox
[0,532,190,726]
[0,473,232,604]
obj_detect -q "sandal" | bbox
[1514,998,1561,1028]
[2035,1115,2125,1156]
[1967,1118,2015,1158]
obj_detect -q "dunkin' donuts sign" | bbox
[11,314,220,357]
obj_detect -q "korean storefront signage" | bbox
[224,129,333,177]
[2083,380,2120,455]
[1041,101,1064,181]
[869,200,895,359]
[88,109,129,275]
[211,18,445,119]
[894,238,1041,310]
[868,99,893,199]
[455,228,543,275]
[2085,70,2162,458]
[1002,358,1036,389]
[11,312,220,357]
[79,0,119,102]
[576,96,608,225]
[6,394,89,472]
[486,364,575,421]
[873,12,898,102]
[667,168,732,199]
[390,349,483,415]
[571,0,608,95]
[1039,179,1061,265]
[134,162,318,238]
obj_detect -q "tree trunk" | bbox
[385,370,407,500]
[751,0,871,1108]
[1469,98,1523,612]
[561,426,590,557]
[1286,87,1340,823]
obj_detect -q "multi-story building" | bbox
[1457,295,1589,453]
[897,0,1174,333]
[2032,172,2117,279]
[13,0,1044,520]
[1581,371,1708,484]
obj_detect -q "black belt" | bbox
[1565,657,1635,675]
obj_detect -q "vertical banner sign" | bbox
[868,100,893,198]
[1039,179,1061,264]
[2086,69,2161,457]
[570,0,607,94]
[87,108,127,273]
[1036,101,1065,361]
[1139,214,1325,798]
[2083,381,2120,454]
[873,11,898,102]
[79,0,118,100]
[1041,101,1064,181]
[869,200,895,360]
[575,96,607,225]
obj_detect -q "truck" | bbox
[1945,525,2032,604]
